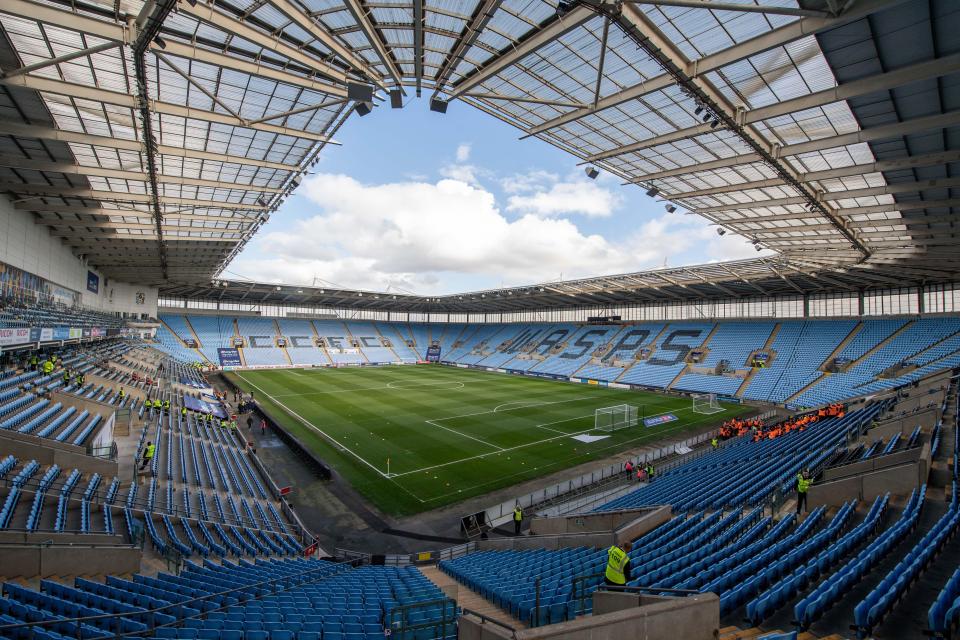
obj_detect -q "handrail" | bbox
[0,556,363,636]
[460,608,517,633]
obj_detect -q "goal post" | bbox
[692,393,724,415]
[595,404,639,432]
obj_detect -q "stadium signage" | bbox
[644,413,678,428]
[0,327,30,346]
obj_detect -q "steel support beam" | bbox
[622,0,829,18]
[0,0,130,41]
[176,1,348,85]
[35,211,260,223]
[630,113,960,185]
[342,0,404,88]
[268,0,381,83]
[446,6,595,100]
[665,151,960,200]
[525,0,906,137]
[431,0,503,99]
[8,186,269,210]
[608,0,869,255]
[0,155,284,193]
[158,40,347,96]
[780,110,960,157]
[589,52,960,163]
[1,41,122,79]
[0,74,337,143]
[413,0,424,95]
[0,121,299,171]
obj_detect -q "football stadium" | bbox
[0,0,958,637]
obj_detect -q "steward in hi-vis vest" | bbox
[604,542,632,586]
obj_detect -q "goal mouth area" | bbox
[595,404,640,432]
[691,393,725,415]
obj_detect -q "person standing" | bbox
[711,436,719,450]
[513,503,523,536]
[604,542,632,587]
[246,416,254,430]
[796,468,812,514]
[42,357,54,379]
[624,460,633,477]
[260,418,267,435]
[140,441,156,471]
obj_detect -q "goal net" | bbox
[692,393,724,415]
[595,404,639,432]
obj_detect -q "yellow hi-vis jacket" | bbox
[42,360,54,374]
[513,507,522,522]
[604,545,630,584]
[605,546,629,585]
[144,444,156,460]
[797,474,811,494]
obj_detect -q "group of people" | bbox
[718,416,765,439]
[751,403,845,442]
[29,353,61,378]
[623,460,655,483]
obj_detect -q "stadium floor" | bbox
[228,364,748,516]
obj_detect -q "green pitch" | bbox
[228,365,747,516]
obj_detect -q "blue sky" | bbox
[228,97,764,294]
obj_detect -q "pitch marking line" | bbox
[423,419,505,451]
[236,372,391,480]
[415,406,725,504]
[394,405,697,479]
[387,380,465,391]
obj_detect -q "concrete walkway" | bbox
[419,564,527,630]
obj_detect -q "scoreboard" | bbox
[426,345,442,362]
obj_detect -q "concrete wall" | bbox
[823,447,922,482]
[487,507,671,552]
[458,593,719,640]
[0,543,140,579]
[0,195,157,317]
[529,507,669,537]
[0,430,118,477]
[863,409,937,443]
[808,445,930,509]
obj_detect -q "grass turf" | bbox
[228,364,748,516]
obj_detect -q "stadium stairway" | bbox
[418,565,526,630]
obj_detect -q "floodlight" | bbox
[694,105,704,115]
[347,82,375,102]
[645,187,659,197]
[716,228,726,236]
[154,36,167,49]
[584,166,599,180]
[665,204,677,213]
[429,98,448,113]
[702,112,712,123]
[557,0,576,16]
[355,101,373,116]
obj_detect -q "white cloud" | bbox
[499,169,623,218]
[500,170,557,194]
[455,143,471,163]
[230,173,765,293]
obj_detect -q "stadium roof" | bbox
[161,255,942,312]
[0,0,957,303]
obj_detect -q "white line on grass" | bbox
[236,372,391,480]
[393,405,696,479]
[424,419,505,451]
[415,406,724,504]
[429,395,602,424]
